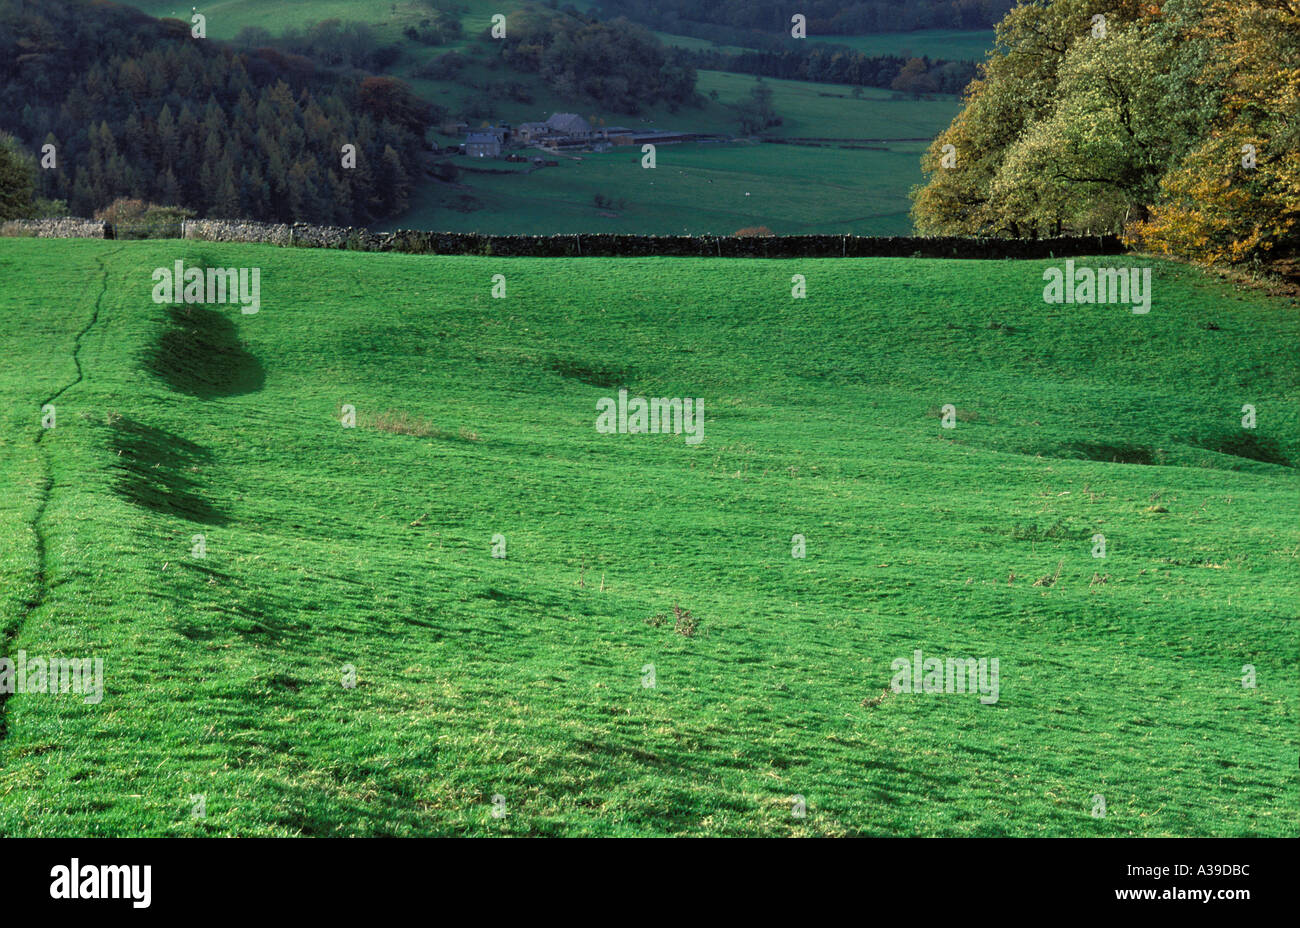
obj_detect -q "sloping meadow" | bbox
[0,239,1295,835]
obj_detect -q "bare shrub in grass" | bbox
[370,409,441,438]
[1032,559,1064,588]
[672,603,698,637]
[343,406,484,442]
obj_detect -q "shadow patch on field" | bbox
[107,416,228,525]
[253,671,309,693]
[476,587,531,603]
[1009,434,1293,470]
[146,305,265,398]
[472,586,565,610]
[1058,441,1160,465]
[547,356,631,389]
[175,621,217,642]
[1189,430,1292,467]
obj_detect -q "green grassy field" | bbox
[693,71,959,139]
[128,0,499,42]
[0,239,1295,836]
[645,27,995,62]
[806,29,997,62]
[650,29,748,55]
[381,139,929,235]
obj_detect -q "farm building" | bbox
[515,122,550,144]
[464,131,501,158]
[545,113,591,138]
[628,129,695,145]
[602,127,636,145]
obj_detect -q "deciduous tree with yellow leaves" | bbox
[913,0,1299,267]
[1130,0,1300,265]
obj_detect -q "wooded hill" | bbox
[0,0,432,224]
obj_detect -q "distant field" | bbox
[381,140,929,235]
[129,1,995,65]
[413,68,959,145]
[393,74,959,235]
[126,0,500,43]
[692,71,958,139]
[0,239,1296,836]
[650,30,747,55]
[806,29,997,62]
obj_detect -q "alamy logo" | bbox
[890,649,999,704]
[0,651,103,704]
[596,388,704,445]
[152,260,260,314]
[1043,260,1151,314]
[50,859,151,908]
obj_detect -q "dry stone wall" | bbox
[1,217,1125,258]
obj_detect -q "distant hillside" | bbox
[20,0,983,234]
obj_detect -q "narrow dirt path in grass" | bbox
[0,247,121,743]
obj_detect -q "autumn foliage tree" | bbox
[1129,0,1300,265]
[891,58,940,96]
[912,0,1300,267]
[357,76,433,136]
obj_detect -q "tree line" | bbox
[912,0,1298,267]
[593,0,1015,46]
[495,10,697,114]
[677,46,979,96]
[0,0,432,224]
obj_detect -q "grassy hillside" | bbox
[0,239,1295,836]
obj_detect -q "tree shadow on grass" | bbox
[1057,441,1159,465]
[547,355,632,389]
[145,305,265,398]
[1015,435,1290,470]
[1191,430,1292,467]
[107,415,228,525]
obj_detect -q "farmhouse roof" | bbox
[545,113,591,135]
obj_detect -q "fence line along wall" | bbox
[1,218,1125,259]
